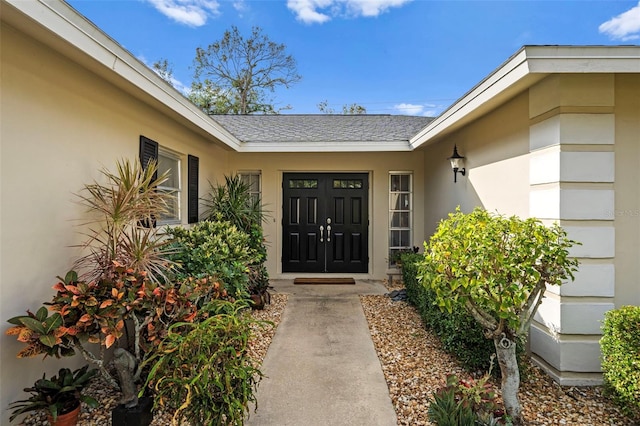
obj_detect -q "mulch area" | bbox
[360,282,636,426]
[19,287,636,425]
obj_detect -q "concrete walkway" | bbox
[246,280,397,426]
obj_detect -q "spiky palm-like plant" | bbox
[74,158,174,283]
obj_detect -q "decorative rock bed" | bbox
[19,287,634,425]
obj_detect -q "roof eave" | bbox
[410,45,640,149]
[2,0,243,151]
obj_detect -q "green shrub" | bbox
[601,305,640,420]
[401,252,499,373]
[166,218,260,299]
[203,175,270,298]
[145,300,269,426]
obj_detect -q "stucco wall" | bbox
[613,74,640,307]
[421,91,531,239]
[228,151,425,279]
[0,24,228,423]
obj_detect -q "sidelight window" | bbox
[389,172,412,267]
[239,171,262,207]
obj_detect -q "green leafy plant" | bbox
[6,306,69,359]
[428,356,504,426]
[418,207,579,424]
[166,218,258,299]
[601,305,640,420]
[8,365,98,423]
[144,300,269,426]
[202,175,270,304]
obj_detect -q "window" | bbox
[389,172,412,267]
[239,171,262,207]
[157,148,181,223]
[139,136,197,225]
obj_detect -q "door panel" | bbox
[283,173,368,273]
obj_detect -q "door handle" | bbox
[327,225,331,242]
[320,225,324,243]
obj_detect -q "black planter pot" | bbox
[112,396,153,426]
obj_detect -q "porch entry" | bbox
[282,173,369,273]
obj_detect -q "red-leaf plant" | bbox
[7,263,227,388]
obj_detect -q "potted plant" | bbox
[8,365,98,425]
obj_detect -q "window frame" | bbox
[157,147,182,225]
[388,171,413,267]
[239,170,262,208]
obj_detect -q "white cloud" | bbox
[393,102,442,117]
[599,1,640,41]
[287,0,412,24]
[394,103,424,115]
[233,0,248,15]
[145,0,220,27]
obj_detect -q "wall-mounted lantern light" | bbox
[448,145,466,183]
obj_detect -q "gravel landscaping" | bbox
[19,286,636,425]
[361,282,636,426]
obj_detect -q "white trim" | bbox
[410,46,640,150]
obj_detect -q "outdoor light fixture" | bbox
[448,145,466,183]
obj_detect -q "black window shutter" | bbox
[139,135,159,181]
[139,136,159,228]
[187,155,199,224]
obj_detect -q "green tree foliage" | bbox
[418,207,579,424]
[317,99,367,114]
[152,58,174,84]
[191,26,301,115]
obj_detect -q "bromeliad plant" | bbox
[8,365,98,423]
[418,207,579,425]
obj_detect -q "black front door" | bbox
[282,173,368,273]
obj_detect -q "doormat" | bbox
[293,278,356,285]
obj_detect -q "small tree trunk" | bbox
[493,335,523,425]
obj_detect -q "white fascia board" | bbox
[4,0,242,151]
[410,45,640,150]
[525,45,640,73]
[238,140,413,153]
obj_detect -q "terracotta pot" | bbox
[47,404,81,426]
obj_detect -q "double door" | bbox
[282,173,369,273]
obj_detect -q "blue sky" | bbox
[67,0,640,116]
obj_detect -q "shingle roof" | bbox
[211,114,434,144]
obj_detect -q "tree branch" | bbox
[75,341,119,388]
[464,299,498,333]
[518,279,547,336]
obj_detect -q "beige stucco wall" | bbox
[613,74,640,307]
[228,151,425,279]
[421,91,531,239]
[0,24,229,423]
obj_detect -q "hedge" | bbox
[400,252,525,375]
[601,305,640,420]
